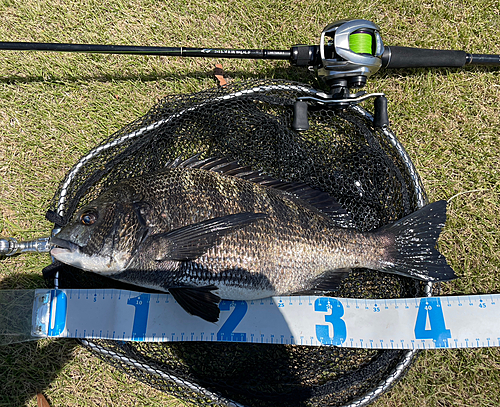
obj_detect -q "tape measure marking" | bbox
[31,289,500,349]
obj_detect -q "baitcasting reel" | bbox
[318,19,384,91]
[290,18,498,97]
[291,19,385,95]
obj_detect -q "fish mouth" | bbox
[49,236,127,274]
[50,237,81,254]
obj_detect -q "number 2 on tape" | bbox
[314,297,347,345]
[217,300,248,341]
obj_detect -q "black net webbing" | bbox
[46,79,428,407]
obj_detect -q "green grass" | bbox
[0,0,499,406]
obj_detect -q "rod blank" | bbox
[0,41,291,60]
[0,40,498,71]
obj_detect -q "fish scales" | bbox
[50,156,456,321]
[121,168,372,293]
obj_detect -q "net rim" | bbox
[53,80,429,407]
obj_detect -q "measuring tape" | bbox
[22,288,499,349]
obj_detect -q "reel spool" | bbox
[44,79,430,407]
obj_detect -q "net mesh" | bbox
[45,79,428,406]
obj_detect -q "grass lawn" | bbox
[0,0,499,406]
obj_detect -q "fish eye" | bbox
[80,210,97,226]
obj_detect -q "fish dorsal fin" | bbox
[165,154,202,169]
[264,182,355,228]
[166,155,355,228]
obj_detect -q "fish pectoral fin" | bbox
[148,212,268,262]
[168,285,221,322]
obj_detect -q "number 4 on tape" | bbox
[414,298,451,347]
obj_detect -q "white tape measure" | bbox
[27,288,500,349]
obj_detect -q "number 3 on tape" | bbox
[314,297,347,345]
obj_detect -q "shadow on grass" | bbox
[0,65,319,87]
[0,272,78,407]
[0,62,497,89]
[0,337,78,407]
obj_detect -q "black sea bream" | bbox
[50,156,456,321]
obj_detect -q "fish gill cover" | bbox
[44,79,431,407]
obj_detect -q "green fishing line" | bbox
[349,31,373,55]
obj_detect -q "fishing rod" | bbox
[0,18,498,257]
[1,19,499,97]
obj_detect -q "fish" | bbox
[49,155,456,322]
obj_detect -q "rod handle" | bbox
[382,46,468,69]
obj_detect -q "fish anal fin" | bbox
[169,285,221,322]
[145,212,268,262]
[295,269,351,295]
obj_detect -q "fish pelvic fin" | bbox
[169,285,221,322]
[377,200,457,282]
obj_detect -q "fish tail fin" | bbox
[377,200,457,282]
